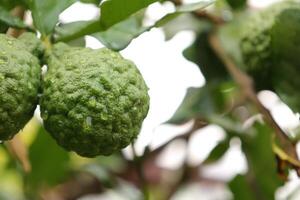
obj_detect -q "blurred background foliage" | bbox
[1,0,300,199]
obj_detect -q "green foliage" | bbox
[1,0,300,199]
[25,126,70,195]
[271,8,300,112]
[28,0,76,36]
[99,0,158,29]
[167,81,238,124]
[80,0,102,5]
[203,136,230,164]
[225,0,246,9]
[0,6,27,29]
[56,1,213,50]
[92,12,147,50]
[230,123,283,200]
[54,0,160,42]
[183,32,229,81]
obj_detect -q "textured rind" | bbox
[41,43,150,157]
[240,1,300,89]
[0,34,41,140]
[18,32,45,59]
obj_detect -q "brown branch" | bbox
[209,33,300,175]
[41,173,104,200]
[6,6,26,37]
[6,135,31,172]
[193,10,225,25]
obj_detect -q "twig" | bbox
[6,135,31,172]
[6,6,26,37]
[209,33,300,175]
[5,6,31,173]
[41,172,104,200]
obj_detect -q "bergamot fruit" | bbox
[0,33,41,140]
[40,43,150,157]
[240,1,300,90]
[239,1,300,111]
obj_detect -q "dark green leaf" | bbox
[29,0,77,35]
[55,20,100,42]
[162,13,208,41]
[230,122,283,200]
[66,37,86,47]
[99,0,158,28]
[0,22,8,33]
[55,1,213,49]
[203,137,230,164]
[226,0,247,9]
[25,126,70,194]
[229,175,256,200]
[183,31,229,81]
[92,13,147,50]
[0,6,27,29]
[167,81,237,124]
[0,0,27,10]
[80,0,102,5]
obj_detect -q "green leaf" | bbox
[0,0,26,10]
[217,17,245,69]
[203,137,230,164]
[183,31,229,81]
[226,0,247,9]
[66,37,86,47]
[29,0,77,36]
[92,12,147,50]
[229,175,256,200]
[167,81,237,124]
[25,126,70,194]
[80,0,102,5]
[55,20,100,42]
[0,6,27,29]
[0,22,8,33]
[99,0,158,28]
[230,122,283,200]
[162,13,208,41]
[55,1,213,49]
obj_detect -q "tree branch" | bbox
[209,33,300,175]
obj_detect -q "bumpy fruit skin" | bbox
[0,34,41,140]
[41,43,150,157]
[239,1,300,112]
[240,1,300,90]
[18,32,45,59]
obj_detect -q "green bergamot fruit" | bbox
[0,33,41,140]
[40,43,150,157]
[239,1,300,111]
